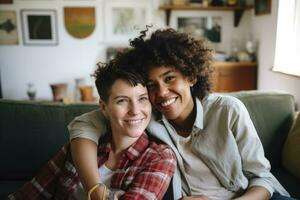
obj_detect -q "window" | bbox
[273,0,300,77]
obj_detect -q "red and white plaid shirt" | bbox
[7,133,176,200]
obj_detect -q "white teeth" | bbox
[161,98,176,107]
[127,119,142,125]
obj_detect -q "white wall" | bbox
[252,0,300,109]
[0,0,252,100]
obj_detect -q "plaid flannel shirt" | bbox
[7,133,176,200]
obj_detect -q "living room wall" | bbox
[1,0,253,101]
[252,0,300,109]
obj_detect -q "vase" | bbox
[27,83,36,100]
[79,85,95,102]
[50,83,67,102]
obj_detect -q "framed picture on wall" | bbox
[104,0,152,44]
[255,0,271,15]
[64,7,96,39]
[175,15,222,43]
[0,10,18,45]
[21,9,58,45]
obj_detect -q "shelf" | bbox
[159,5,254,27]
[213,61,256,68]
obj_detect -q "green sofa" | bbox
[0,91,299,199]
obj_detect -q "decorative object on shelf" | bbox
[226,0,237,6]
[104,0,152,43]
[245,40,256,62]
[176,16,221,43]
[26,83,36,100]
[74,77,85,102]
[255,0,271,15]
[79,85,95,102]
[50,83,67,102]
[64,7,95,39]
[21,9,58,45]
[172,0,186,6]
[0,11,18,45]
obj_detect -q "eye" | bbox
[139,96,149,102]
[146,82,156,90]
[116,98,128,105]
[165,75,175,82]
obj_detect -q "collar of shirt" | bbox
[97,133,150,162]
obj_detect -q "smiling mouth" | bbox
[125,119,144,125]
[159,97,177,108]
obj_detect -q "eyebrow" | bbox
[113,92,148,100]
[148,70,175,82]
[159,70,175,78]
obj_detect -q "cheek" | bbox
[148,91,156,104]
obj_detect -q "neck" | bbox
[110,132,139,154]
[170,99,196,137]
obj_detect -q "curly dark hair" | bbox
[128,27,214,100]
[93,58,146,102]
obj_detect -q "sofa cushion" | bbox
[229,91,295,170]
[282,112,300,179]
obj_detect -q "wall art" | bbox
[64,7,96,39]
[0,11,18,45]
[21,9,58,45]
[175,15,222,43]
[104,0,152,43]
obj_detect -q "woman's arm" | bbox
[68,110,108,200]
[230,99,277,198]
[233,186,270,200]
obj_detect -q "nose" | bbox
[157,82,169,97]
[128,101,140,115]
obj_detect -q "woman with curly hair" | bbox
[68,28,292,200]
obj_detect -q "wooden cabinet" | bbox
[212,62,257,92]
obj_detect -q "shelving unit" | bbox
[159,5,254,27]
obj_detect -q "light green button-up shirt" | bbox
[68,94,289,199]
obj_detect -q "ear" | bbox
[189,78,197,87]
[99,99,109,119]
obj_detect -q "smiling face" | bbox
[101,79,151,141]
[146,66,195,124]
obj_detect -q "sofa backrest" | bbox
[229,91,295,170]
[0,100,98,181]
[0,91,295,180]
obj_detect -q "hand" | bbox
[179,195,210,200]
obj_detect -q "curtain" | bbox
[273,0,300,77]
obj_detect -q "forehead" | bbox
[109,79,147,98]
[147,65,182,80]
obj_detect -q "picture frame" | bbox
[0,10,18,45]
[255,0,271,15]
[21,9,58,45]
[172,13,222,43]
[104,0,152,44]
[64,7,96,39]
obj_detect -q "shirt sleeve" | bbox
[121,146,177,200]
[230,98,279,196]
[67,109,108,145]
